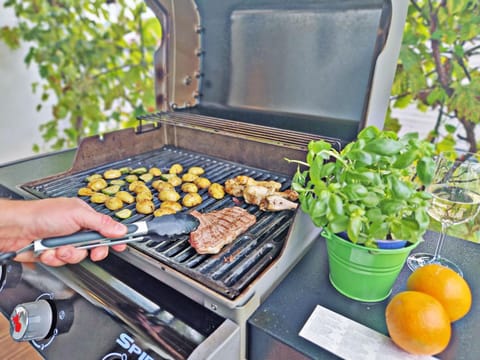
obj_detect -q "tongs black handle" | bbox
[38,223,146,250]
[0,223,146,266]
[0,214,199,265]
[39,213,199,249]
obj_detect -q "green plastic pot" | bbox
[322,230,421,302]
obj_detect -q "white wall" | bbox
[0,3,51,165]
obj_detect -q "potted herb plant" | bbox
[288,126,436,301]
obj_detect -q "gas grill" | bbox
[0,1,408,359]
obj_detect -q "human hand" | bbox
[0,198,128,266]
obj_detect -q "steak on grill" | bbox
[189,207,257,254]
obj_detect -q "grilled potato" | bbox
[152,180,174,192]
[103,169,122,179]
[90,193,109,204]
[148,167,162,177]
[208,183,225,200]
[182,173,198,183]
[129,180,148,193]
[78,187,95,197]
[169,163,183,175]
[153,208,176,217]
[88,178,108,191]
[188,166,205,176]
[167,175,182,187]
[160,201,183,212]
[85,173,102,182]
[105,197,123,211]
[136,199,155,214]
[194,177,211,189]
[181,182,198,193]
[116,191,135,204]
[182,193,202,207]
[158,189,180,202]
[136,191,153,202]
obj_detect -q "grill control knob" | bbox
[9,299,54,342]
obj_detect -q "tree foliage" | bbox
[0,0,161,152]
[388,0,480,154]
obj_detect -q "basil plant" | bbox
[290,126,436,248]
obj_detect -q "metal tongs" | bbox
[0,213,199,265]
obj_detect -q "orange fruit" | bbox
[406,264,472,322]
[385,291,451,355]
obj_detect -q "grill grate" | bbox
[23,146,296,299]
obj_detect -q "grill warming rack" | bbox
[22,146,296,300]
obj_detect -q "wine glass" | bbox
[407,151,480,276]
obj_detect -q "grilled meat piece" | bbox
[189,207,256,254]
[260,195,298,211]
[243,185,299,211]
[224,176,281,197]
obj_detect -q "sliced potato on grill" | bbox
[169,163,183,175]
[88,178,108,191]
[105,197,123,211]
[103,169,122,179]
[182,173,198,183]
[85,173,102,183]
[129,180,148,193]
[136,199,155,214]
[153,207,176,217]
[194,177,211,189]
[160,201,183,212]
[136,191,153,202]
[182,192,202,207]
[78,187,95,197]
[208,183,225,200]
[116,191,135,204]
[90,193,109,204]
[149,167,162,176]
[167,175,182,187]
[188,166,205,176]
[181,182,198,193]
[152,180,173,192]
[158,189,180,202]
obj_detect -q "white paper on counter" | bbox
[299,305,437,360]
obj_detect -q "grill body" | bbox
[0,1,409,359]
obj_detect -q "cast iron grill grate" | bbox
[22,146,296,299]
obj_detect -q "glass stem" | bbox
[433,222,448,261]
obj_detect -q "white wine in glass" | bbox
[407,151,480,276]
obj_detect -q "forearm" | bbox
[0,199,37,251]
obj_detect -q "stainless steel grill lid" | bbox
[145,0,406,142]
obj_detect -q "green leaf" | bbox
[347,216,363,243]
[328,194,344,216]
[364,139,403,156]
[416,157,435,185]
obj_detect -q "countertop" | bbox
[248,231,479,360]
